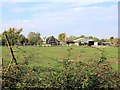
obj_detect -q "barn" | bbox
[46,36,60,45]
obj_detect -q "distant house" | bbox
[46,36,60,45]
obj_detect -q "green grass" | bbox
[1,46,119,70]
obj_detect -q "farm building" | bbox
[66,40,75,46]
[46,36,60,45]
[59,42,66,46]
[73,38,94,46]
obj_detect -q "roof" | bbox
[73,38,93,42]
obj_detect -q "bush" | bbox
[2,48,120,89]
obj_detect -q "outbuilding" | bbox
[73,38,94,46]
[66,40,75,46]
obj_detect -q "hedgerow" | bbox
[2,47,120,89]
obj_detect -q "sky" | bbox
[0,0,119,39]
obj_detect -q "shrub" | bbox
[2,48,120,89]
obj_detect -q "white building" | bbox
[73,38,94,46]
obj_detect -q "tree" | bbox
[112,38,120,46]
[110,37,114,40]
[88,36,93,39]
[75,35,87,40]
[27,32,35,45]
[101,39,106,42]
[37,40,43,46]
[109,37,114,43]
[58,33,66,42]
[18,34,28,45]
[66,35,76,41]
[2,28,23,46]
[93,37,99,42]
[79,35,86,38]
[27,32,42,45]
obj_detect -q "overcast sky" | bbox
[0,0,118,39]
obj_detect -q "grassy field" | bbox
[1,46,119,70]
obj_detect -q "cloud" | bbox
[2,0,119,2]
[1,0,36,2]
[32,5,117,23]
[2,4,117,38]
[1,0,118,3]
[6,1,118,15]
[12,6,26,12]
[1,1,118,38]
[11,5,50,13]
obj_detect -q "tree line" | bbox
[0,27,117,46]
[1,28,43,46]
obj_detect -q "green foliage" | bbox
[93,37,100,42]
[1,28,43,46]
[66,35,76,41]
[112,38,120,47]
[1,28,28,46]
[88,36,93,39]
[58,33,66,42]
[2,47,120,89]
[37,40,43,46]
[79,35,86,38]
[27,32,43,45]
[18,34,28,45]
